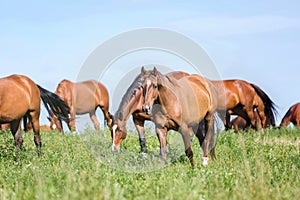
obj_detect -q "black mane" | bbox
[114,73,146,121]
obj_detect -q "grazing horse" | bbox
[0,74,70,154]
[228,111,261,133]
[110,67,189,153]
[280,103,300,126]
[211,80,277,131]
[49,79,112,132]
[140,67,218,167]
[0,123,10,132]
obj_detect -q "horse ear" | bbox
[153,67,158,76]
[141,66,146,74]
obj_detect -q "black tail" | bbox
[250,84,278,126]
[37,85,70,121]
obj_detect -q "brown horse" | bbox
[0,123,10,132]
[0,74,70,154]
[110,67,189,153]
[280,103,300,126]
[228,110,261,133]
[49,79,112,132]
[27,121,52,132]
[141,67,218,167]
[211,80,277,131]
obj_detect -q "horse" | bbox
[110,67,189,153]
[228,110,261,133]
[49,79,112,132]
[0,123,10,132]
[27,121,52,132]
[141,67,218,167]
[280,103,300,126]
[211,80,277,131]
[0,74,70,155]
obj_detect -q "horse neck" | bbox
[210,80,226,109]
[281,108,292,126]
[157,75,178,106]
[115,90,143,127]
[55,81,73,101]
[280,117,290,126]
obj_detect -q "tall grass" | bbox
[0,128,299,200]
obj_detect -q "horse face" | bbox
[111,122,127,152]
[47,116,63,132]
[142,77,159,115]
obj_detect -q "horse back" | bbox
[0,74,40,122]
[175,74,214,121]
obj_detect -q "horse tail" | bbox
[280,107,292,126]
[250,83,278,126]
[37,85,70,121]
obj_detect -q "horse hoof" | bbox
[202,157,209,166]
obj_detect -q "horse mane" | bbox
[156,71,177,88]
[114,73,146,121]
[281,106,292,125]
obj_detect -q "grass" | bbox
[0,127,299,200]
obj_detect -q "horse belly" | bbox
[0,91,30,122]
[74,101,95,114]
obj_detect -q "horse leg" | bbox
[10,119,23,149]
[29,111,42,156]
[68,108,76,132]
[245,107,256,130]
[256,109,265,131]
[202,113,215,165]
[133,117,147,153]
[89,111,100,130]
[181,127,195,168]
[155,127,167,160]
[224,111,231,130]
[195,120,217,161]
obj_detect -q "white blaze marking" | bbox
[112,124,118,149]
[146,79,151,88]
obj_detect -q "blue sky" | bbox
[1,0,300,126]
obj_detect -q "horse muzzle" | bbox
[142,105,152,115]
[111,144,120,152]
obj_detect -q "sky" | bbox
[1,0,300,128]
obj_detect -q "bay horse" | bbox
[228,110,261,133]
[0,123,10,132]
[110,67,189,153]
[0,74,70,155]
[141,67,218,167]
[49,79,112,132]
[211,80,277,131]
[280,103,300,126]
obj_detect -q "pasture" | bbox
[0,128,299,200]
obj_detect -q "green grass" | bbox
[0,127,299,200]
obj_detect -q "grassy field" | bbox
[0,127,299,200]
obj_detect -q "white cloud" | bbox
[168,15,300,37]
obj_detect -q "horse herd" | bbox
[0,67,299,166]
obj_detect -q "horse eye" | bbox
[154,85,158,89]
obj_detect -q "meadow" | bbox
[0,127,299,200]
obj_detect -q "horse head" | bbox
[110,113,127,152]
[142,67,161,115]
[47,115,63,132]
